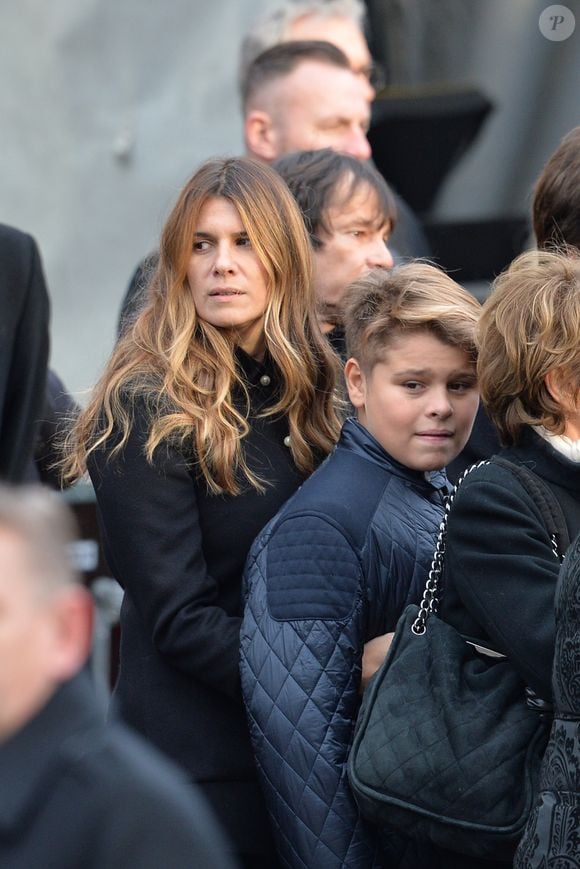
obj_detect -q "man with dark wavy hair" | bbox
[272,148,395,356]
[533,126,580,251]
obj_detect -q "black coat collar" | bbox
[502,427,580,494]
[235,347,277,388]
[0,673,104,833]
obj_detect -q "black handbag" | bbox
[348,458,568,862]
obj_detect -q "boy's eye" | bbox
[403,381,423,391]
[449,381,475,392]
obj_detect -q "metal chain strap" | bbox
[412,461,489,636]
[411,461,565,636]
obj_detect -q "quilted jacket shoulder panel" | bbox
[266,514,364,621]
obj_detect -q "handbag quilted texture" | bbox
[348,603,549,861]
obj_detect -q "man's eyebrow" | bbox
[334,215,391,230]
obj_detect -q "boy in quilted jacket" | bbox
[240,264,481,868]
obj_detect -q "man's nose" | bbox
[345,127,372,161]
[367,239,394,270]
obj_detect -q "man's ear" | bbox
[344,357,367,410]
[48,586,94,682]
[244,110,279,162]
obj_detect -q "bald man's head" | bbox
[243,41,371,163]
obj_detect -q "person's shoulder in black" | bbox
[0,224,49,482]
[118,251,159,336]
[0,671,238,869]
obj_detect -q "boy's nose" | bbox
[427,390,453,418]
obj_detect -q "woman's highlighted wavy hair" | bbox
[64,157,341,494]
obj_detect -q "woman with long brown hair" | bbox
[65,156,341,867]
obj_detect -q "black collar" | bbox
[502,427,580,494]
[235,347,277,388]
[0,673,104,833]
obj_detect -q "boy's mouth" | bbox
[416,430,454,439]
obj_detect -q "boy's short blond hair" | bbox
[342,263,480,373]
[477,248,580,445]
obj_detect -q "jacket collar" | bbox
[0,672,104,833]
[338,418,449,495]
[235,346,277,388]
[502,426,580,494]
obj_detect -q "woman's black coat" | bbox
[434,429,580,868]
[88,350,307,860]
[442,428,580,699]
[514,531,580,867]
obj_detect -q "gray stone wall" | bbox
[1,0,578,397]
[1,0,272,396]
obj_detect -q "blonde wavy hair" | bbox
[64,157,341,494]
[477,248,580,445]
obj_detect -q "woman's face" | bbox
[187,196,270,359]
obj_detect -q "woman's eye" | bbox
[237,236,252,247]
[193,240,210,251]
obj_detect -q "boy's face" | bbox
[345,331,479,472]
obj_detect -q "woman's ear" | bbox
[545,367,576,412]
[344,357,367,410]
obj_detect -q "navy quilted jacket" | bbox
[240,418,448,868]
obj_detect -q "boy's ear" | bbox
[345,357,366,410]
